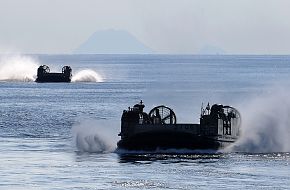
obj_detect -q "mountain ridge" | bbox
[74,29,154,54]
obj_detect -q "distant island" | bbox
[197,45,226,55]
[74,29,154,54]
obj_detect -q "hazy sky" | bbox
[0,0,290,54]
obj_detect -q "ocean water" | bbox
[0,54,289,189]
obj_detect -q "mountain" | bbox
[74,29,154,54]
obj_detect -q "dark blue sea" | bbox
[0,54,289,189]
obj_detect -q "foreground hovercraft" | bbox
[118,101,241,151]
[35,65,72,82]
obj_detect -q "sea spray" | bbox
[0,55,39,82]
[227,86,290,153]
[72,118,118,153]
[72,69,103,82]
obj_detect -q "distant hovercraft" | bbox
[35,65,72,83]
[118,101,241,151]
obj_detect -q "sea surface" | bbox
[0,54,290,189]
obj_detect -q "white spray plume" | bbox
[228,86,290,153]
[72,119,118,153]
[0,55,39,82]
[72,69,103,82]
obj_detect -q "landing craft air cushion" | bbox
[118,101,241,151]
[35,65,72,83]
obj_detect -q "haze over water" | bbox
[0,54,290,189]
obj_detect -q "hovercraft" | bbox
[35,65,72,83]
[118,101,241,151]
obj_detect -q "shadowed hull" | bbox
[117,131,234,151]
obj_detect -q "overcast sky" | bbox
[0,0,290,54]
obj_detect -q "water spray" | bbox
[228,86,290,153]
[0,55,39,82]
[72,118,118,153]
[72,69,103,82]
